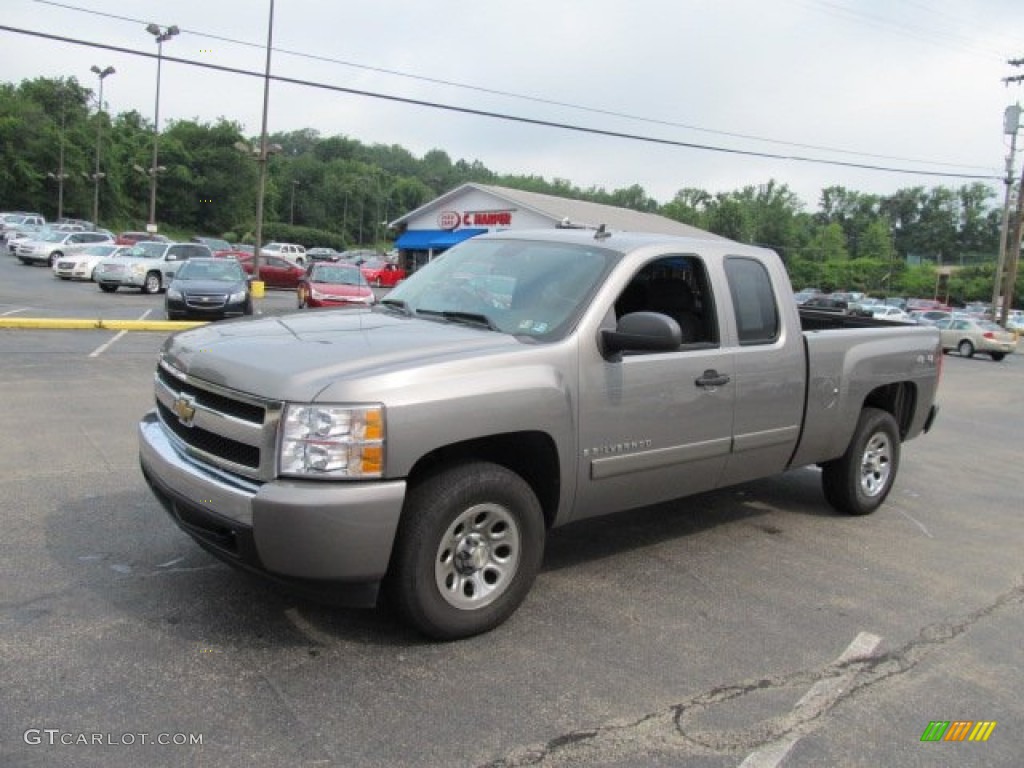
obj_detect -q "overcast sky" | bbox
[3,0,1023,210]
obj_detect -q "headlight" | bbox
[166,287,182,300]
[229,290,247,303]
[279,404,384,478]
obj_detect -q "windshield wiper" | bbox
[416,308,497,331]
[378,298,412,316]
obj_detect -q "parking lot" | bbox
[1,253,1022,768]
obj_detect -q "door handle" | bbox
[695,369,730,388]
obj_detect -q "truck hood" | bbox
[161,308,526,402]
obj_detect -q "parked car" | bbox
[909,310,952,327]
[868,306,915,323]
[230,243,255,255]
[191,236,233,254]
[306,247,342,262]
[235,253,306,289]
[52,243,129,281]
[260,242,307,266]
[360,258,406,287]
[906,298,949,312]
[338,249,379,266]
[297,262,376,308]
[94,241,212,293]
[937,317,1017,361]
[165,257,252,321]
[802,295,873,317]
[115,231,171,246]
[1,212,45,241]
[15,230,114,267]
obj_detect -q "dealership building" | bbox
[391,183,721,270]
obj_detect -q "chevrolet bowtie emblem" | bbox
[172,394,197,427]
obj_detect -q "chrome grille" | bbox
[154,358,283,481]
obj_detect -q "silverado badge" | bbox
[172,394,197,427]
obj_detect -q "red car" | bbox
[360,259,406,287]
[297,263,376,309]
[235,253,306,289]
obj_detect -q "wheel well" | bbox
[863,382,916,439]
[406,432,560,528]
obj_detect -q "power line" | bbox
[0,23,1003,183]
[29,0,997,173]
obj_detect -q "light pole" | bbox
[290,180,300,225]
[89,65,115,225]
[47,91,69,220]
[145,22,178,232]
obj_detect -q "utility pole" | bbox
[998,58,1024,326]
[992,104,1019,318]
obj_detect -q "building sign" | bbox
[437,210,461,230]
[463,210,513,227]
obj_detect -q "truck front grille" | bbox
[154,359,282,481]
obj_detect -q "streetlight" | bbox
[89,65,115,225]
[290,180,300,225]
[145,22,178,232]
[48,88,69,220]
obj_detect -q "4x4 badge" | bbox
[172,394,197,427]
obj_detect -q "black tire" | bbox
[990,352,1005,362]
[49,251,62,267]
[822,407,900,516]
[99,284,117,293]
[387,462,545,640]
[958,340,974,358]
[142,271,161,295]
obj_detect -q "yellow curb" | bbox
[0,318,207,331]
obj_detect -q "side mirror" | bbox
[601,311,682,356]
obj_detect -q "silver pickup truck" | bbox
[139,229,940,639]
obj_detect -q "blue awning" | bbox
[394,228,487,250]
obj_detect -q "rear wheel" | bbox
[958,340,974,358]
[49,251,62,267]
[990,352,1005,362]
[387,462,545,640]
[822,407,900,516]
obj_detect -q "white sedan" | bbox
[52,243,129,281]
[870,306,916,323]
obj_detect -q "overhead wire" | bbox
[28,0,1001,174]
[0,22,1003,183]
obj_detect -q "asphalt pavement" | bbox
[0,253,1021,768]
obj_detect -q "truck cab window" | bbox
[724,256,779,345]
[614,255,716,345]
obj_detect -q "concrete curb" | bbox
[0,317,207,331]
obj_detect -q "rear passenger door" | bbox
[715,256,806,487]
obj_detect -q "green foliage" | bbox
[0,75,1012,307]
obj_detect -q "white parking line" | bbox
[738,631,883,768]
[88,309,153,358]
[1,307,30,316]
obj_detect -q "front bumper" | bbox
[138,411,406,602]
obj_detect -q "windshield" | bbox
[311,265,367,285]
[177,260,244,281]
[382,238,616,340]
[42,231,69,243]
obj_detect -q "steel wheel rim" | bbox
[860,432,892,497]
[435,502,521,611]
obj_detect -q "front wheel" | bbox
[142,271,161,294]
[387,462,545,640]
[99,284,117,293]
[990,352,1005,362]
[822,407,900,516]
[958,340,974,358]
